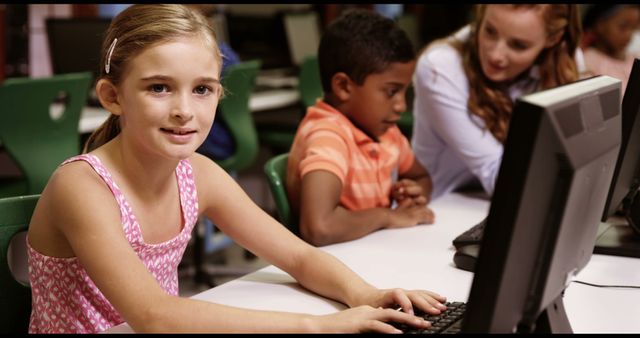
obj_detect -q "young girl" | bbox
[411,4,585,200]
[26,4,446,333]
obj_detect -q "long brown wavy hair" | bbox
[451,4,582,143]
[83,4,222,153]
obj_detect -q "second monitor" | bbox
[595,57,640,258]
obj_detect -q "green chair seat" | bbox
[263,153,297,234]
[0,194,39,333]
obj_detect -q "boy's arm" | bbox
[299,170,432,246]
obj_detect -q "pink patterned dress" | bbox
[27,154,199,333]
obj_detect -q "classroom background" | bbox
[1,3,639,297]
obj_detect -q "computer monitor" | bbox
[462,76,622,333]
[595,58,640,258]
[46,17,112,81]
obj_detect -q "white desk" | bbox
[80,106,110,134]
[78,88,301,135]
[249,89,300,112]
[107,192,640,333]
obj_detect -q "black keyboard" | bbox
[391,301,466,334]
[452,217,487,250]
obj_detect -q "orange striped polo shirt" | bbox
[287,100,415,212]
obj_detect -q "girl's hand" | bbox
[314,305,431,333]
[357,288,447,316]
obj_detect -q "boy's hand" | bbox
[391,179,427,206]
[387,200,435,228]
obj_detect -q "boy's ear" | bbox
[96,78,123,116]
[330,72,353,102]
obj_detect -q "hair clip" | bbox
[105,38,118,74]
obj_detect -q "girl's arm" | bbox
[32,161,320,332]
[33,157,439,332]
[192,154,446,316]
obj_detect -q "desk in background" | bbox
[79,106,110,134]
[249,89,299,113]
[107,192,640,333]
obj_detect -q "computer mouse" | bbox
[453,244,480,272]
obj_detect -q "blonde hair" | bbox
[449,4,581,143]
[83,4,222,152]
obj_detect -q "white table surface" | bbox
[108,192,640,333]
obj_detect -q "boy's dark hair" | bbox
[318,9,415,93]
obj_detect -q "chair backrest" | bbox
[216,60,262,172]
[0,194,39,333]
[263,153,297,233]
[398,85,415,139]
[298,55,323,108]
[0,72,92,195]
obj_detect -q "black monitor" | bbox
[594,58,640,258]
[46,17,112,81]
[462,76,622,333]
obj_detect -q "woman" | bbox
[412,4,585,199]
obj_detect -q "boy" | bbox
[286,9,435,246]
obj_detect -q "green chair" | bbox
[193,60,262,287]
[255,56,321,155]
[215,60,262,172]
[397,111,414,140]
[298,55,322,108]
[0,72,92,198]
[257,126,298,155]
[0,194,39,333]
[263,153,297,234]
[397,86,415,139]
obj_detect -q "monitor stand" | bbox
[594,219,640,258]
[517,294,572,333]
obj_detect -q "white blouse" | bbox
[412,26,586,200]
